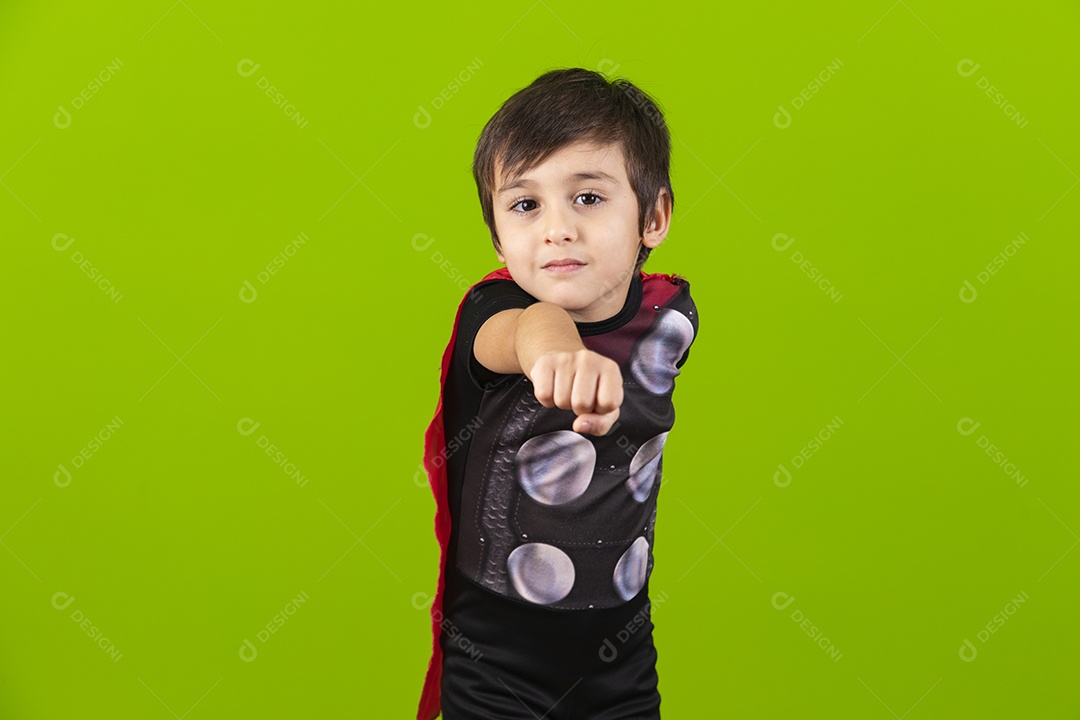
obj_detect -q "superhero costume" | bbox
[417,266,698,720]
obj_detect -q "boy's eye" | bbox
[510,198,539,213]
[508,193,604,214]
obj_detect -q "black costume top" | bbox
[417,266,698,720]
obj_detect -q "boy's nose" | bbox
[543,205,577,244]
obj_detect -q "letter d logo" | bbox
[239,279,258,304]
[771,591,795,610]
[956,417,981,436]
[239,638,258,662]
[52,233,75,251]
[54,464,72,488]
[956,59,980,78]
[52,591,75,610]
[773,104,792,129]
[771,232,795,252]
[53,105,72,129]
[413,105,432,130]
[959,279,977,304]
[237,417,261,436]
[774,463,792,488]
[237,59,261,77]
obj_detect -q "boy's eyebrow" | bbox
[497,170,620,195]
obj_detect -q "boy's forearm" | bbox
[513,302,586,377]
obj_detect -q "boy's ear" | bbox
[642,187,672,250]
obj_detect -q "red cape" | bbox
[417,266,681,720]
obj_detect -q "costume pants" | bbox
[439,567,661,720]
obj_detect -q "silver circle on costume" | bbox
[515,430,596,505]
[507,543,576,605]
[630,309,694,395]
[613,536,650,601]
[626,432,668,502]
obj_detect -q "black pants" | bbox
[440,567,661,719]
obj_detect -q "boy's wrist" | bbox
[514,302,586,378]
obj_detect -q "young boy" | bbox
[417,67,699,720]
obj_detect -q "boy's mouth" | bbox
[543,258,586,272]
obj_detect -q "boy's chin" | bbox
[531,286,595,312]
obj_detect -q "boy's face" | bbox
[492,140,670,323]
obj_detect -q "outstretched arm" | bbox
[474,302,623,436]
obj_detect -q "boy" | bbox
[418,67,699,719]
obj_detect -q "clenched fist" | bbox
[526,348,624,436]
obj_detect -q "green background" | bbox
[2,1,1077,717]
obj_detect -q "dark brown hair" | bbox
[472,67,674,274]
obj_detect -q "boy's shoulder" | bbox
[478,267,514,284]
[641,270,690,287]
